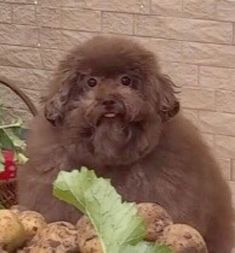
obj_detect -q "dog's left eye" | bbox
[121,76,132,86]
[87,78,97,87]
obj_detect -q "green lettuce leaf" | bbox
[0,128,14,150]
[0,118,23,129]
[3,128,25,149]
[53,168,171,253]
[121,242,172,253]
[0,117,27,165]
[0,162,4,172]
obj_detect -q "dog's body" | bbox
[18,36,234,253]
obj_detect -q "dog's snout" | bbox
[102,99,116,107]
[101,98,125,114]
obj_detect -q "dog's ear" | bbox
[158,75,180,122]
[44,60,78,126]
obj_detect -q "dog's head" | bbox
[44,36,179,165]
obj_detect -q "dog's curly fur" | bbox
[18,36,234,253]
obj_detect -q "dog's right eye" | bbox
[87,78,97,87]
[121,75,132,86]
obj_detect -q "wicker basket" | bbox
[0,180,17,208]
[0,78,37,208]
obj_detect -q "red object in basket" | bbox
[0,150,17,180]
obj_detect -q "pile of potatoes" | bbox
[0,203,208,253]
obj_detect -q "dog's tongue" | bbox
[104,112,116,118]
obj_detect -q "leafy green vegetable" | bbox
[0,118,23,129]
[0,162,4,172]
[53,168,171,253]
[0,106,27,168]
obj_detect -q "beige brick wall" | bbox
[0,1,235,210]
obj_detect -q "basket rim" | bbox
[0,78,38,116]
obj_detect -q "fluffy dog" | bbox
[18,36,234,253]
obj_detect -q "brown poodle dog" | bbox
[18,36,234,253]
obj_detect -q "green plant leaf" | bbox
[0,129,14,150]
[53,168,172,253]
[53,168,145,253]
[0,148,4,163]
[0,162,4,172]
[121,242,172,253]
[3,128,25,149]
[16,153,28,165]
[0,118,23,129]
[0,107,27,166]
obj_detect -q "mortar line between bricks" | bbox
[0,42,69,52]
[0,64,55,72]
[198,132,235,139]
[102,10,235,25]
[64,32,234,47]
[6,4,235,25]
[0,2,35,6]
[0,21,12,25]
[1,17,233,31]
[57,6,235,24]
[0,1,234,24]
[197,108,235,116]
[211,133,235,139]
[0,23,39,29]
[0,22,234,47]
[132,34,234,46]
[48,29,235,47]
[215,109,235,115]
[182,107,216,113]
[0,64,48,71]
[160,61,235,70]
[1,60,235,74]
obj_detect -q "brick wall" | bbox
[0,1,235,210]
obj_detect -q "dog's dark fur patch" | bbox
[18,36,234,253]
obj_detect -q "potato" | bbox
[28,221,79,252]
[157,224,208,253]
[0,210,26,252]
[10,205,27,215]
[136,202,173,241]
[18,246,52,253]
[79,237,102,253]
[18,211,47,240]
[20,243,78,253]
[76,216,103,253]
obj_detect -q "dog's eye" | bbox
[121,76,132,86]
[87,78,97,87]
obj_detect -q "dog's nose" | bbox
[102,99,116,107]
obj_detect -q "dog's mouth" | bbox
[103,112,117,118]
[96,111,123,126]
